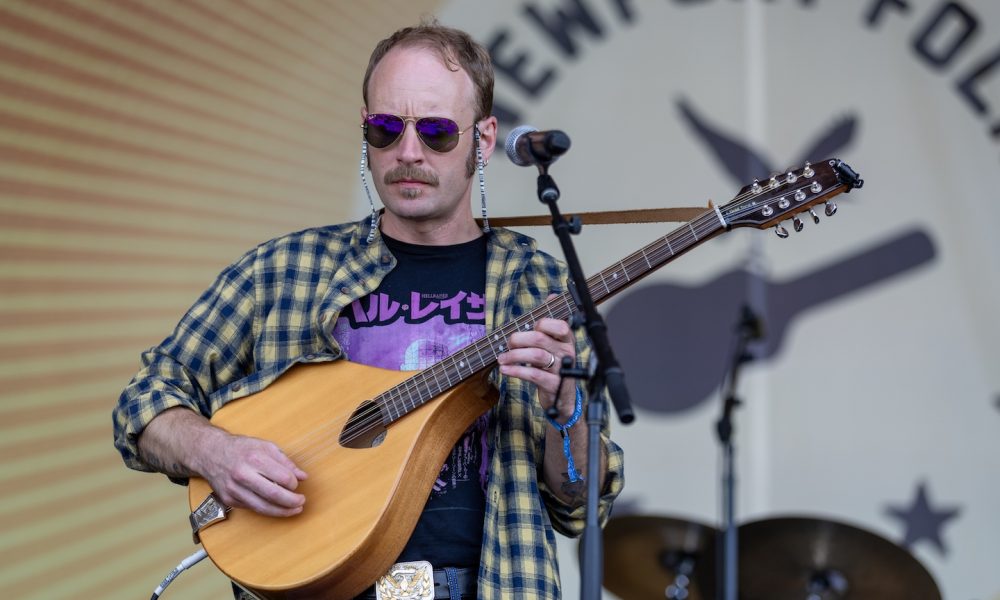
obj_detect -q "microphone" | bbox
[504,126,571,167]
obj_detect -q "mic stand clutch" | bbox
[715,304,763,600]
[533,161,635,600]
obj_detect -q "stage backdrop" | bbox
[1,1,998,599]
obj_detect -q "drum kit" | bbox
[601,514,941,599]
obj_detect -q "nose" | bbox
[396,119,425,164]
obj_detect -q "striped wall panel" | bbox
[0,1,442,597]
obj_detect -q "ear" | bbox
[476,116,498,165]
[360,106,368,121]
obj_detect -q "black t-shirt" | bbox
[332,233,489,569]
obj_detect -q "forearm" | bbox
[542,410,608,507]
[137,406,229,479]
[137,406,308,516]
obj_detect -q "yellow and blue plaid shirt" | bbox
[114,217,624,599]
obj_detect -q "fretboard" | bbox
[373,207,726,425]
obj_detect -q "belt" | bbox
[358,564,477,600]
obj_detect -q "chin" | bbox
[385,199,441,220]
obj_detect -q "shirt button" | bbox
[303,354,315,360]
[340,286,350,295]
[381,255,391,264]
[231,382,242,392]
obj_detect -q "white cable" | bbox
[150,547,209,600]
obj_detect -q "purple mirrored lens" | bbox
[365,114,405,148]
[414,117,460,151]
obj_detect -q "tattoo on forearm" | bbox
[560,474,586,508]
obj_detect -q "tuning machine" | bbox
[774,223,789,238]
[825,201,838,216]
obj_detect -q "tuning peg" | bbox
[808,208,820,224]
[825,201,838,216]
[774,224,789,238]
[769,176,779,189]
[793,216,804,232]
[803,161,815,178]
[751,179,762,194]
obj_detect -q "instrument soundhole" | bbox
[340,400,387,449]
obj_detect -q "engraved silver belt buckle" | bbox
[375,560,435,600]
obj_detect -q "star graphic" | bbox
[885,481,961,556]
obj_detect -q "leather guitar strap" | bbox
[477,206,706,228]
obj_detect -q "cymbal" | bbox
[602,515,717,600]
[738,516,941,600]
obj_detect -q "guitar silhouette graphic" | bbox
[677,96,859,186]
[606,229,936,414]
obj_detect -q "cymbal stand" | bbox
[715,304,763,600]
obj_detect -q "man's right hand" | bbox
[137,407,308,517]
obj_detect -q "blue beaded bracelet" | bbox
[546,387,585,483]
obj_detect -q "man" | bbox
[114,21,624,600]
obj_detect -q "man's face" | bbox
[363,46,495,236]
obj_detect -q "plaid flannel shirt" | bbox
[113,216,625,599]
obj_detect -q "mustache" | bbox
[384,166,439,186]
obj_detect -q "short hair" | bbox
[363,20,494,122]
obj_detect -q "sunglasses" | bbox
[363,113,476,153]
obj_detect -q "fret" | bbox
[619,260,630,282]
[385,388,397,420]
[671,231,688,253]
[641,247,652,269]
[403,378,419,413]
[489,332,507,358]
[392,394,409,419]
[456,355,472,377]
[665,235,674,256]
[441,362,456,386]
[384,393,397,422]
[427,368,444,395]
[478,349,491,371]
[473,343,493,369]
[418,375,434,406]
[688,222,699,241]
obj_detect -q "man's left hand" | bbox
[497,317,577,420]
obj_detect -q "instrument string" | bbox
[289,170,838,466]
[290,292,582,467]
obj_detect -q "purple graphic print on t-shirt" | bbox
[334,290,486,372]
[332,290,490,494]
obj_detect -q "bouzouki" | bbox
[187,159,864,599]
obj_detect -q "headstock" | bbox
[720,159,864,237]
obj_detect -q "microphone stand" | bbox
[534,165,635,600]
[715,304,763,600]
